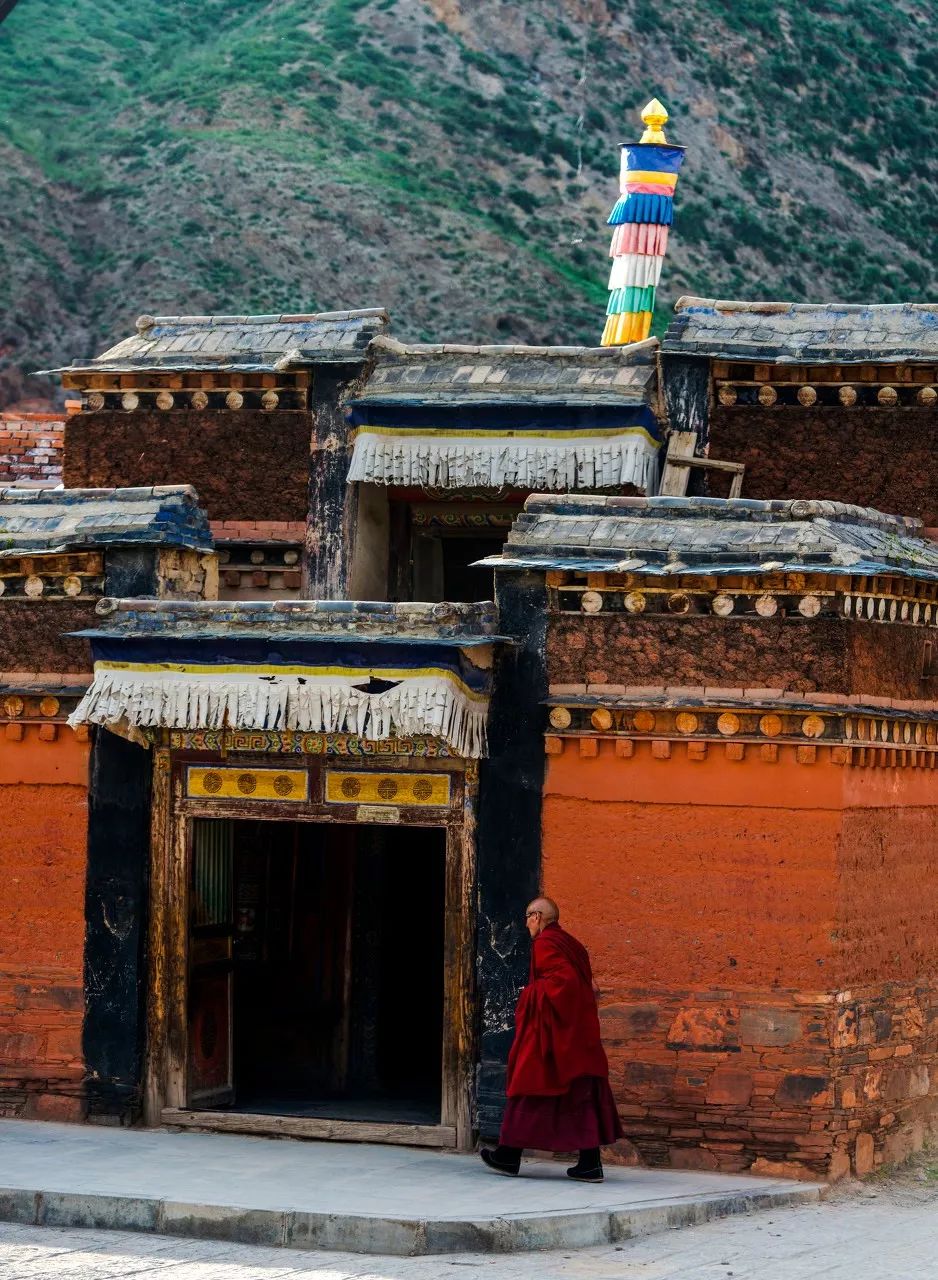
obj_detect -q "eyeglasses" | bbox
[525,910,541,919]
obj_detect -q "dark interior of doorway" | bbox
[193,818,446,1125]
[412,532,506,603]
[387,501,511,603]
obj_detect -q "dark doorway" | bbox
[440,534,505,603]
[386,500,518,603]
[411,531,505,603]
[188,818,446,1125]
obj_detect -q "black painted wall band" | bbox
[475,570,547,1138]
[82,729,152,1121]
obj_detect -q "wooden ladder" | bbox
[658,430,746,499]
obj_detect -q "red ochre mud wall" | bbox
[63,410,311,523]
[547,615,929,700]
[0,726,90,1120]
[709,408,938,527]
[542,744,938,1179]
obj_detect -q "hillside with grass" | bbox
[1,0,936,404]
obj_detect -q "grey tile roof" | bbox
[44,310,390,374]
[74,598,501,645]
[350,336,659,407]
[661,298,938,364]
[0,486,213,555]
[484,495,938,580]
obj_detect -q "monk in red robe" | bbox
[481,897,622,1182]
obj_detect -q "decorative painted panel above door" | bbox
[186,766,309,801]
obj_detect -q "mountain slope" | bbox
[1,0,936,404]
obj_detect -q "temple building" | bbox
[0,101,936,1180]
[487,495,938,1179]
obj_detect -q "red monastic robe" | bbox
[506,922,610,1098]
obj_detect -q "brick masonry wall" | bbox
[0,727,90,1122]
[63,410,312,523]
[708,407,938,526]
[599,986,843,1178]
[0,413,64,487]
[210,520,307,544]
[541,745,938,1178]
[548,615,929,699]
[826,982,938,1177]
[600,981,938,1180]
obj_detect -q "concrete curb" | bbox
[0,1181,825,1255]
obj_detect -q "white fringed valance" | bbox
[69,666,489,758]
[347,430,660,492]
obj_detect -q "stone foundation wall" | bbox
[599,987,839,1178]
[598,983,938,1179]
[831,983,938,1175]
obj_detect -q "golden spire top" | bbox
[639,97,669,144]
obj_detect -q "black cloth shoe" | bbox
[567,1148,603,1182]
[480,1145,522,1176]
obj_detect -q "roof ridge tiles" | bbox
[84,597,503,642]
[103,597,496,615]
[0,486,212,553]
[45,310,391,376]
[665,297,938,362]
[138,308,389,331]
[0,483,199,503]
[674,296,938,316]
[514,494,920,532]
[368,335,659,361]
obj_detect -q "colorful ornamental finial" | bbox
[601,97,686,347]
[640,97,669,143]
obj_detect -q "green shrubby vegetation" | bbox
[0,0,935,387]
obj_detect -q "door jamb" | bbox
[143,757,479,1150]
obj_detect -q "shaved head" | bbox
[527,896,559,923]
[525,896,560,937]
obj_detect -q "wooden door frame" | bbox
[143,750,479,1151]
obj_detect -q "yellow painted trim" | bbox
[325,770,451,807]
[350,425,662,447]
[187,766,309,801]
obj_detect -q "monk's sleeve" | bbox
[528,935,581,1064]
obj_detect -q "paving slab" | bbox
[0,1120,824,1256]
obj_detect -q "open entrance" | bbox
[188,818,446,1126]
[384,495,522,603]
[410,531,505,603]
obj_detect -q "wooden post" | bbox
[306,371,357,600]
[442,764,479,1151]
[143,747,171,1125]
[659,430,746,499]
[658,430,698,496]
[166,796,190,1109]
[661,353,710,443]
[475,572,547,1139]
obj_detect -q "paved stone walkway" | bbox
[0,1186,935,1278]
[0,1121,819,1255]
